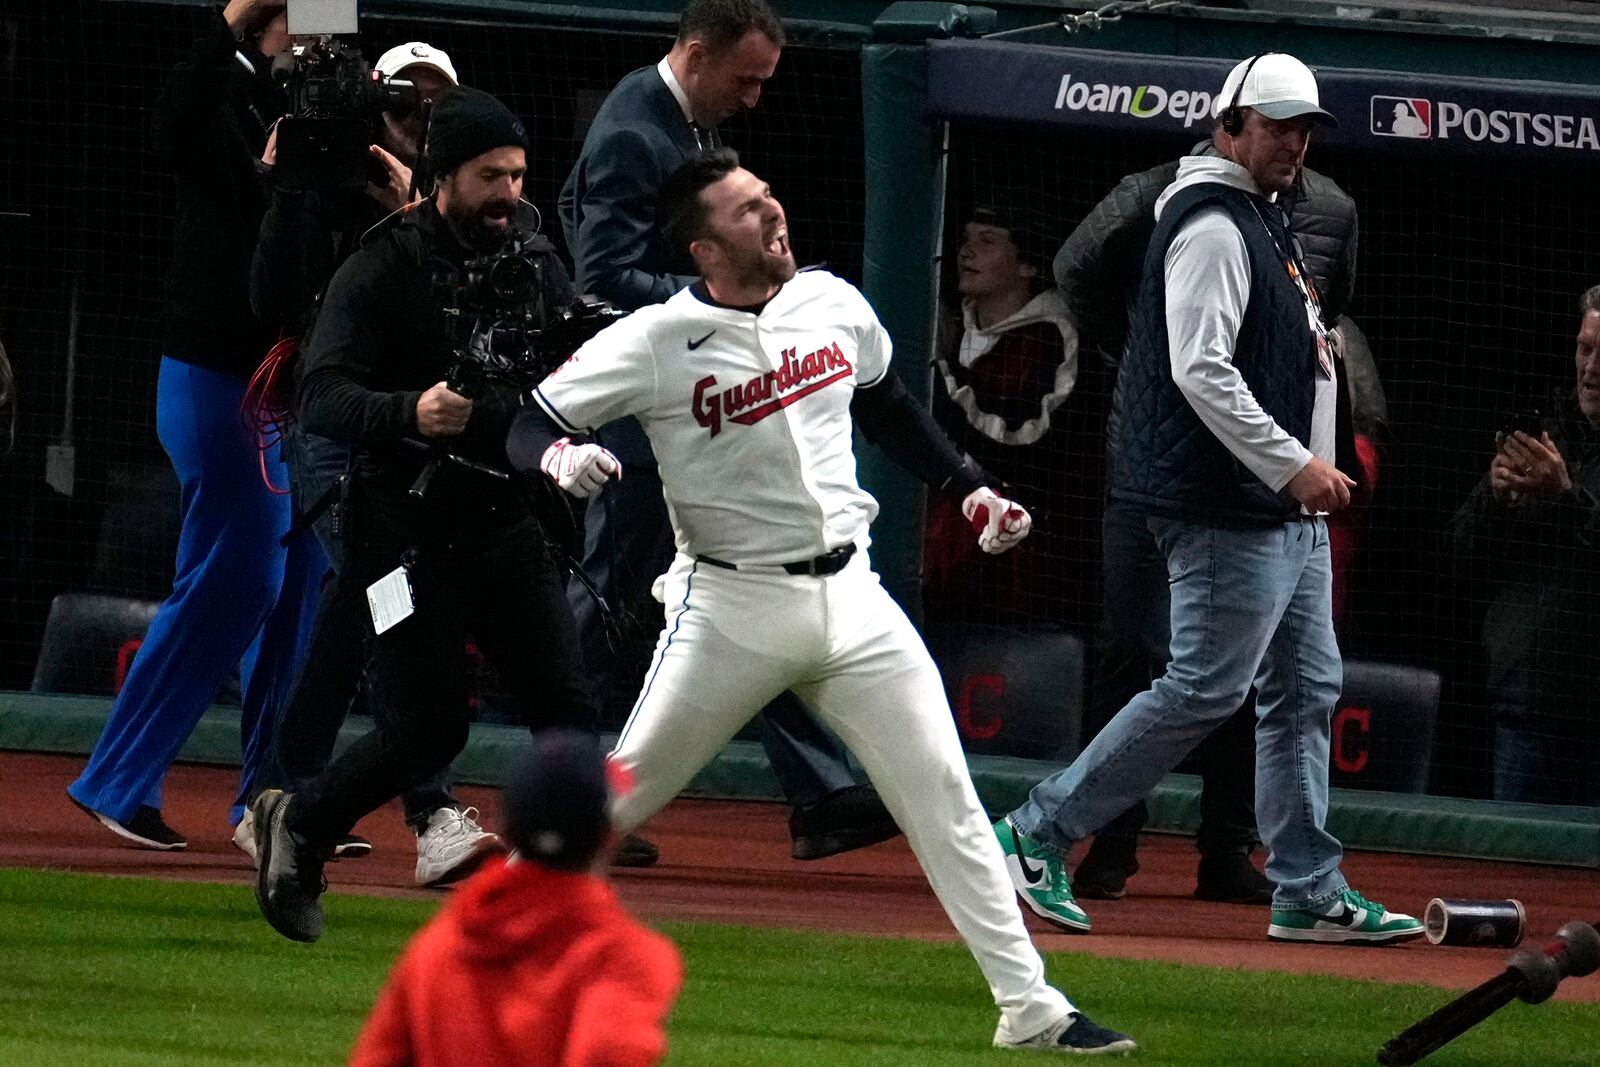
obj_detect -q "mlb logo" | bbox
[1370,96,1431,139]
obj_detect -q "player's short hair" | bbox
[1580,284,1600,316]
[659,147,742,256]
[677,0,786,53]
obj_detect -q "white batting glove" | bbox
[962,487,1032,555]
[540,437,621,498]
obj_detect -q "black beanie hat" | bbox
[426,86,529,179]
[502,729,614,872]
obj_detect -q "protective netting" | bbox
[932,108,1600,804]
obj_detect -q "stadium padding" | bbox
[3,691,1592,868]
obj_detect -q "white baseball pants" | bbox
[610,549,1073,1040]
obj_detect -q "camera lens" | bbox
[487,255,537,303]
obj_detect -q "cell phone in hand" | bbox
[1501,410,1543,439]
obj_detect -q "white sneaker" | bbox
[233,809,371,868]
[415,806,503,887]
[233,810,259,867]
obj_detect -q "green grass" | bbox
[1,868,1595,1066]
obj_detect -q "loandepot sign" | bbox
[927,40,1600,161]
[1053,73,1215,128]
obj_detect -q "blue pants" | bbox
[69,358,326,826]
[1012,515,1347,908]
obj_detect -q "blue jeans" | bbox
[70,358,326,826]
[1083,500,1259,857]
[1012,514,1347,908]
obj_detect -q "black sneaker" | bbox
[997,1012,1138,1055]
[1073,837,1140,901]
[252,790,328,944]
[612,833,660,869]
[789,785,901,861]
[71,795,186,851]
[1195,852,1273,905]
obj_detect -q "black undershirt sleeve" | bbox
[850,373,989,497]
[505,403,571,477]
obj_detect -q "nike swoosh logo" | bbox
[1322,904,1361,927]
[688,330,716,350]
[1017,852,1046,886]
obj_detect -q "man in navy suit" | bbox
[560,0,898,861]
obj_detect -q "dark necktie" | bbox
[690,121,721,152]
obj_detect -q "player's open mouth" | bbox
[765,227,789,257]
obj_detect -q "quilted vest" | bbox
[1109,183,1316,522]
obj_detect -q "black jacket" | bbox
[1054,143,1358,368]
[297,202,573,537]
[1447,395,1600,728]
[251,187,387,336]
[154,10,284,375]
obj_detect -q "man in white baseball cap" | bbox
[375,41,459,87]
[997,51,1430,949]
[1213,52,1337,128]
[372,41,460,180]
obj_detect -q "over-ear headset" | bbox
[1219,53,1266,136]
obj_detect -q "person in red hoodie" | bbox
[349,729,683,1067]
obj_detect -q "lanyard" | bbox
[1245,199,1325,321]
[1245,198,1335,379]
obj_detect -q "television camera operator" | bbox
[244,41,515,887]
[251,87,602,942]
[251,40,459,334]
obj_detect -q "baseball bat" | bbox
[1375,921,1600,1066]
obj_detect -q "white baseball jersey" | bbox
[532,270,890,566]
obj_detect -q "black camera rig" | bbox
[274,39,418,191]
[406,220,625,515]
[434,227,626,400]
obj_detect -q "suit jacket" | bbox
[559,65,706,313]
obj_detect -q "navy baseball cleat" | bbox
[996,1012,1138,1055]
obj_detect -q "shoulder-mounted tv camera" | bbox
[273,1,418,191]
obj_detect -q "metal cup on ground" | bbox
[1424,898,1526,947]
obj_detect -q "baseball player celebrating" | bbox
[508,149,1134,1056]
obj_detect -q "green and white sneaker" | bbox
[994,817,1091,933]
[1268,888,1425,945]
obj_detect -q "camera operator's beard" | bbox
[444,198,518,254]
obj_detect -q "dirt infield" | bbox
[4,751,1596,1002]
